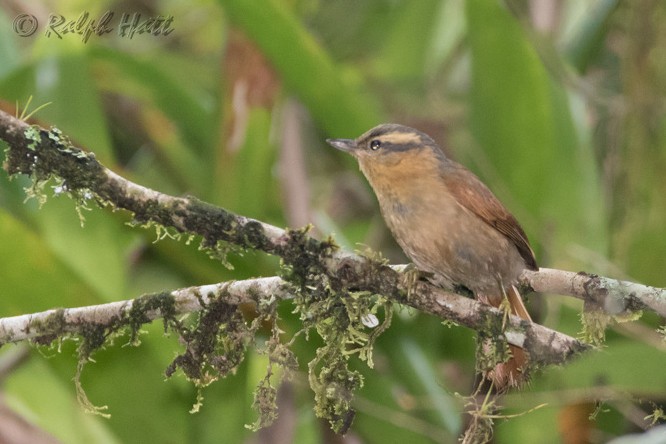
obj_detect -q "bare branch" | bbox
[521,268,666,316]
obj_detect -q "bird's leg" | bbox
[495,275,511,330]
[398,263,423,299]
[400,263,434,299]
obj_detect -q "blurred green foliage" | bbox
[0,0,665,443]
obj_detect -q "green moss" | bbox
[580,309,611,346]
[28,309,67,346]
[9,126,104,217]
[127,198,172,227]
[248,375,279,430]
[24,126,40,151]
[657,325,666,341]
[474,305,513,374]
[288,255,393,433]
[461,395,496,444]
[203,239,243,270]
[35,291,180,417]
[164,286,256,397]
[73,322,113,417]
[246,302,298,431]
[266,226,398,433]
[645,406,666,426]
[183,197,271,251]
[355,245,389,266]
[309,352,361,434]
[127,292,177,345]
[78,322,108,360]
[278,227,338,288]
[37,127,101,189]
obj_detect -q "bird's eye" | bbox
[370,140,381,151]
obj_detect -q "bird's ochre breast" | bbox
[358,148,525,294]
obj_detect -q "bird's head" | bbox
[326,123,447,185]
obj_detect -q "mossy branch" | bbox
[0,108,652,360]
[0,109,661,431]
[0,110,662,319]
[0,276,587,364]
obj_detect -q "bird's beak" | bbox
[326,138,357,154]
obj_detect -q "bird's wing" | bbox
[442,164,538,270]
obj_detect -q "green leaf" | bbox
[397,338,462,434]
[0,209,96,312]
[34,197,135,302]
[5,50,114,164]
[4,351,120,444]
[90,46,215,157]
[219,0,384,135]
[537,340,666,394]
[375,0,444,81]
[213,108,277,217]
[465,0,607,264]
[183,350,254,444]
[564,0,620,73]
[29,46,114,165]
[0,10,20,79]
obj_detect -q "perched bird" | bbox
[327,123,537,390]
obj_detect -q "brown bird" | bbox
[327,123,537,390]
